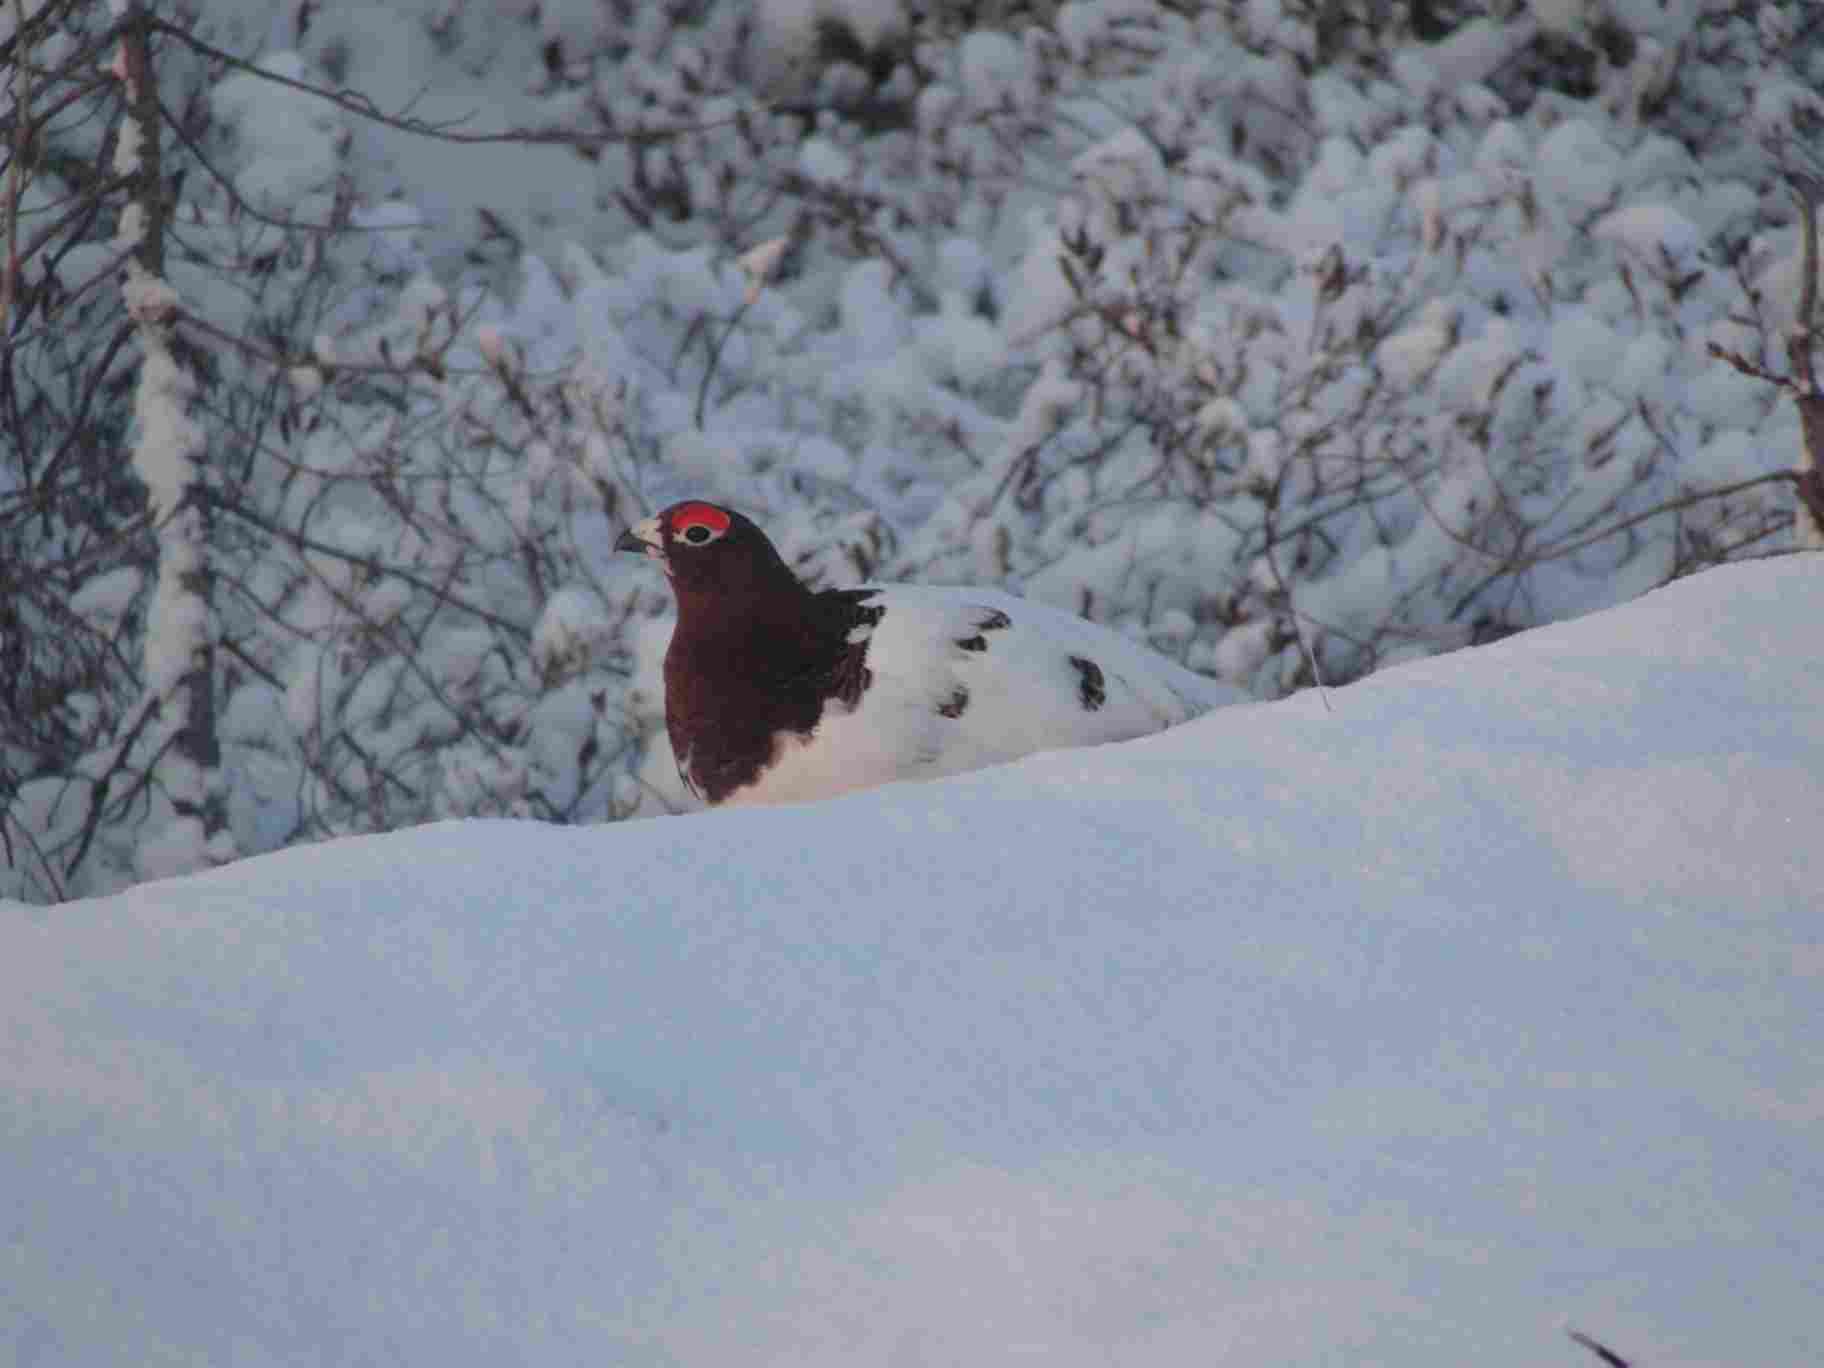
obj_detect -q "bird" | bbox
[616,500,1243,807]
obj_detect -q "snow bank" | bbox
[4,555,1820,1366]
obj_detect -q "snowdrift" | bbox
[4,556,1820,1366]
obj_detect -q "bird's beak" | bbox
[615,516,663,557]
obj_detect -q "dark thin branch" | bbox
[1793,174,1820,341]
[1712,176,1824,540]
[172,298,503,386]
[59,691,160,880]
[210,490,532,644]
[20,318,137,496]
[147,16,744,149]
[1785,175,1824,539]
[1566,1329,1631,1368]
[1,803,64,899]
[150,85,377,238]
[1449,470,1799,618]
[0,0,35,330]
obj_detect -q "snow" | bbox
[1392,19,1536,97]
[68,566,145,627]
[1591,204,1702,267]
[1377,298,1458,386]
[1536,120,1621,217]
[209,52,342,208]
[1529,0,1594,39]
[799,135,856,185]
[5,555,1821,1366]
[530,585,615,682]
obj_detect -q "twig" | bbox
[0,0,34,329]
[1707,176,1824,540]
[210,492,532,643]
[1566,1328,1631,1368]
[694,293,758,431]
[1263,465,1333,711]
[150,86,388,237]
[60,692,161,880]
[147,16,743,150]
[1784,175,1824,539]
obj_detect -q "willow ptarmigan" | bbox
[618,500,1243,806]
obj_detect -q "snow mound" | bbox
[3,555,1821,1366]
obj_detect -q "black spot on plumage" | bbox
[833,660,874,709]
[1068,654,1107,711]
[956,608,1011,654]
[937,684,970,719]
[830,596,884,708]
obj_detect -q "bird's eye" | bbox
[668,502,732,546]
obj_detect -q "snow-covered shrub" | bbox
[2,5,669,897]
[0,4,147,892]
[0,0,244,898]
[553,0,1811,693]
[6,0,1820,900]
[925,95,1801,688]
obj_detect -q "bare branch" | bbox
[209,490,533,645]
[1794,174,1822,342]
[1785,176,1824,542]
[0,0,33,329]
[147,15,745,150]
[1566,1329,1631,1368]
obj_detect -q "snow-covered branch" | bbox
[109,0,234,881]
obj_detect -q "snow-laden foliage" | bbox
[422,0,1810,695]
[223,262,663,845]
[2,0,1820,898]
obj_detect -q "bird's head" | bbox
[616,500,804,602]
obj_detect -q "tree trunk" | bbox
[112,0,234,879]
